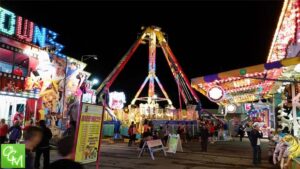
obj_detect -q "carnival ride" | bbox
[96,26,220,123]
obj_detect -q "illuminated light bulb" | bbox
[16,16,34,42]
[33,25,47,47]
[227,104,237,113]
[47,30,57,44]
[0,7,16,35]
[208,86,224,102]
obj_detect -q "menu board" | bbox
[167,135,180,153]
[75,104,103,164]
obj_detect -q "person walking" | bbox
[48,136,84,169]
[245,123,252,141]
[8,121,22,143]
[267,130,276,164]
[158,125,165,145]
[250,122,263,165]
[238,125,245,142]
[209,123,215,144]
[139,120,151,149]
[200,124,209,152]
[183,123,188,143]
[63,121,76,137]
[162,122,170,146]
[177,123,187,144]
[35,120,53,169]
[128,122,137,146]
[24,126,43,169]
[0,119,8,144]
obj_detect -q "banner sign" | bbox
[75,103,103,164]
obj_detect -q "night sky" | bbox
[1,1,283,108]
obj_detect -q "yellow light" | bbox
[267,0,298,62]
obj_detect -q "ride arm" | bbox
[96,28,150,96]
[156,31,200,104]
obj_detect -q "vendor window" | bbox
[0,48,13,73]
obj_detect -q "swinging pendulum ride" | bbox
[96,26,217,124]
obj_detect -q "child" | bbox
[268,130,276,164]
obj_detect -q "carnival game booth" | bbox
[191,57,300,137]
[192,0,300,164]
[0,6,94,146]
[191,0,300,140]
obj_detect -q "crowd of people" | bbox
[128,118,227,151]
[0,117,83,169]
[128,118,299,168]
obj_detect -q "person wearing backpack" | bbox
[9,121,22,143]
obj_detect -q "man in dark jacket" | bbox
[24,126,43,169]
[200,123,209,152]
[35,120,53,169]
[249,122,263,165]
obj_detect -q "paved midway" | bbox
[72,138,275,169]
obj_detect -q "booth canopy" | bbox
[191,57,300,105]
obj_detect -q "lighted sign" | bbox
[0,7,16,35]
[16,16,34,42]
[109,91,126,109]
[0,6,65,58]
[244,103,252,111]
[207,86,224,102]
[226,104,237,113]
